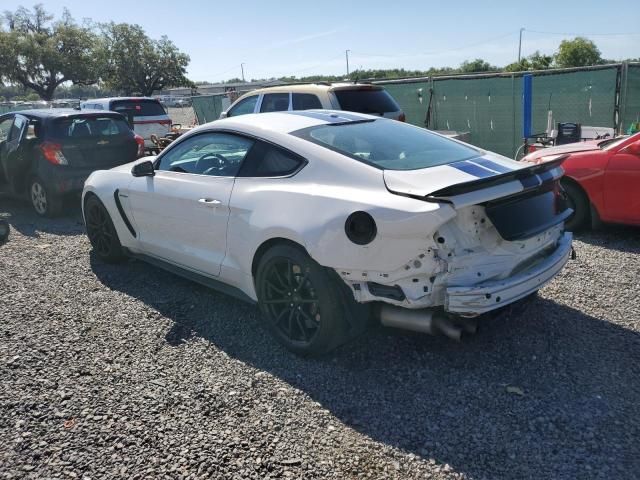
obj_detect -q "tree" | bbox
[459,58,497,73]
[554,37,602,68]
[505,50,553,72]
[0,5,100,100]
[100,23,192,96]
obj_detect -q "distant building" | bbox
[162,79,285,99]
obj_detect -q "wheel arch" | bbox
[561,176,597,219]
[251,237,311,278]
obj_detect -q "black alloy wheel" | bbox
[256,244,368,356]
[262,258,322,347]
[84,195,125,263]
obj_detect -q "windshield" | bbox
[296,119,480,170]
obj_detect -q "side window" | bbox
[260,93,290,113]
[228,96,258,117]
[8,116,26,142]
[158,132,254,177]
[292,93,322,110]
[241,141,304,177]
[0,118,14,142]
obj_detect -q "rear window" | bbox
[296,119,479,170]
[333,88,400,115]
[110,100,166,117]
[51,117,131,139]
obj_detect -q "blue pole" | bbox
[522,74,533,139]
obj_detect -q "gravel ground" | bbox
[1,197,639,479]
[167,107,198,128]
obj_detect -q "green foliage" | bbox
[505,51,554,72]
[0,5,100,100]
[99,22,192,96]
[554,37,602,68]
[459,59,498,73]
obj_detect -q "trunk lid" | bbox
[109,99,171,143]
[384,153,571,241]
[383,152,533,200]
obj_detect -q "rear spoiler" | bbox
[427,154,569,200]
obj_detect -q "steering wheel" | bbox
[195,152,228,175]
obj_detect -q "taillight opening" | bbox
[134,134,145,158]
[554,181,570,214]
[40,142,68,165]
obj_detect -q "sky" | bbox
[24,0,640,82]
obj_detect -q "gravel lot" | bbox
[167,106,198,128]
[1,197,639,479]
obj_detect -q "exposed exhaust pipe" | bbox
[378,305,477,341]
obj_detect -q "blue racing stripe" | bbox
[520,175,542,189]
[473,158,513,173]
[451,160,496,178]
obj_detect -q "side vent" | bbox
[113,189,137,238]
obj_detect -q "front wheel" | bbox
[256,244,359,356]
[84,195,126,263]
[29,177,62,217]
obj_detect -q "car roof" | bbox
[83,97,160,103]
[203,110,379,135]
[237,83,383,97]
[5,109,125,120]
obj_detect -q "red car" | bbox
[523,132,640,230]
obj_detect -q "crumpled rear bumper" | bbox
[445,232,572,315]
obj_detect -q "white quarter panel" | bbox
[224,138,458,300]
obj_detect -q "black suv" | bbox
[0,110,144,216]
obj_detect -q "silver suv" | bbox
[220,83,405,121]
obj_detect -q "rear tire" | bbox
[84,194,126,263]
[562,181,590,232]
[29,176,62,217]
[255,244,365,356]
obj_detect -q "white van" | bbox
[80,97,171,150]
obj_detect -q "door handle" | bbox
[198,198,222,206]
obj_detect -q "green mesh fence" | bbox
[191,94,224,125]
[377,64,638,158]
[623,65,640,131]
[0,104,42,115]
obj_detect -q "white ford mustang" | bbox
[83,110,573,355]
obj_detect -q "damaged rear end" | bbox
[381,153,573,320]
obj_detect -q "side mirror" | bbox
[219,111,228,119]
[622,140,640,156]
[131,160,155,177]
